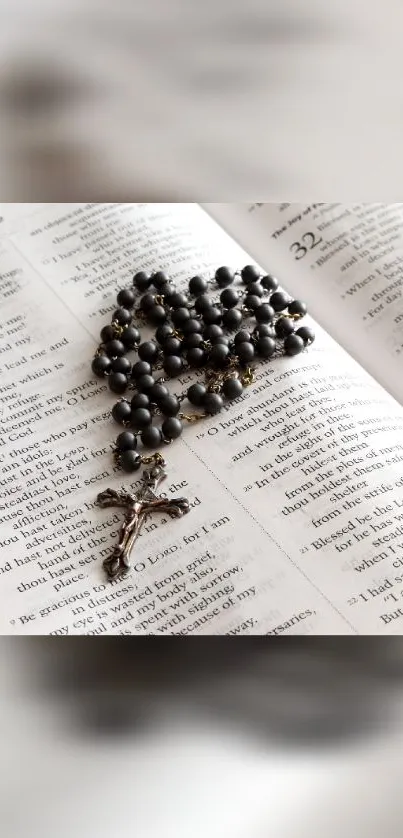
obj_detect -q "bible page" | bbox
[2,203,403,635]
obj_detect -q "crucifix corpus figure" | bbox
[96,455,190,580]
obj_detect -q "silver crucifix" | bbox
[96,455,190,580]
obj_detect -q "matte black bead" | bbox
[245,294,262,312]
[147,305,167,325]
[214,336,230,346]
[182,318,202,336]
[100,325,116,343]
[92,355,111,377]
[270,291,289,312]
[256,336,276,358]
[183,332,203,349]
[133,271,151,291]
[255,323,275,338]
[163,355,184,377]
[155,323,174,345]
[136,374,155,392]
[220,287,239,308]
[151,270,169,291]
[203,324,222,342]
[246,281,263,298]
[236,341,255,363]
[169,292,188,309]
[284,334,305,356]
[132,360,152,378]
[163,284,179,305]
[112,399,132,424]
[117,288,135,308]
[188,383,207,406]
[113,308,132,326]
[121,326,141,349]
[296,326,315,345]
[288,299,307,317]
[131,392,150,410]
[187,347,206,367]
[189,275,208,295]
[131,407,152,430]
[109,372,128,394]
[104,339,126,358]
[261,274,279,292]
[255,304,275,323]
[138,341,159,363]
[140,292,156,312]
[162,417,183,440]
[141,426,162,449]
[195,294,213,314]
[223,377,243,400]
[159,395,180,416]
[172,307,190,327]
[116,430,137,451]
[275,317,295,338]
[111,356,132,375]
[241,265,260,284]
[120,450,142,473]
[209,343,230,368]
[163,337,182,355]
[203,306,222,326]
[234,329,251,345]
[215,266,235,288]
[148,383,169,403]
[203,392,224,415]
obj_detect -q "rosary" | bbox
[91,265,315,579]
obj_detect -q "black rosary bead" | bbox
[275,317,295,338]
[148,383,169,403]
[162,416,183,440]
[163,355,184,377]
[202,306,222,326]
[169,291,188,309]
[261,274,278,292]
[120,450,142,473]
[195,294,213,314]
[270,291,289,312]
[131,392,150,410]
[141,426,163,449]
[209,343,230,368]
[214,336,230,346]
[296,326,315,345]
[187,347,206,368]
[155,323,174,345]
[220,287,239,308]
[223,377,243,400]
[215,266,235,287]
[132,360,152,379]
[136,374,156,393]
[187,383,207,405]
[234,329,251,344]
[138,341,159,363]
[113,308,132,326]
[288,300,307,317]
[203,392,224,415]
[112,399,132,424]
[131,407,152,430]
[151,270,170,291]
[172,307,191,328]
[189,275,208,295]
[255,304,275,323]
[116,430,137,451]
[183,332,203,349]
[163,337,182,356]
[147,305,167,325]
[245,294,262,312]
[284,334,305,356]
[133,271,151,292]
[241,265,260,284]
[92,355,111,377]
[140,292,156,312]
[204,324,223,342]
[182,318,202,336]
[255,323,275,338]
[121,326,141,349]
[246,282,263,298]
[104,339,126,358]
[111,356,132,375]
[159,394,180,416]
[100,325,116,344]
[117,288,135,308]
[256,336,276,358]
[108,372,128,394]
[163,284,178,305]
[236,341,254,364]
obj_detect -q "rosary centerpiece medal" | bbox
[91,266,315,579]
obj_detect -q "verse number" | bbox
[290,231,323,260]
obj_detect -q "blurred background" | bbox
[0,0,401,198]
[3,639,403,837]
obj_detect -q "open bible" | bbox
[2,202,403,635]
